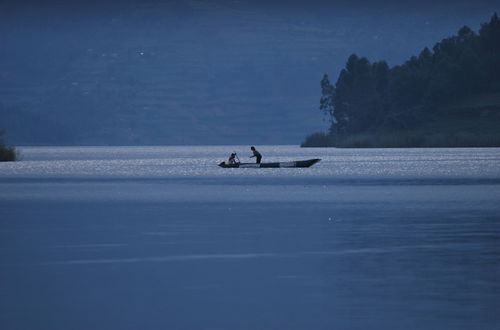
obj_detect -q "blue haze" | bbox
[1,146,500,329]
[1,0,499,145]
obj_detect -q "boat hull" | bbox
[218,158,321,168]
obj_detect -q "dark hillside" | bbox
[303,14,500,147]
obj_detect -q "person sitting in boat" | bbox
[250,146,262,164]
[227,152,238,165]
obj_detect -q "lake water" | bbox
[1,146,500,330]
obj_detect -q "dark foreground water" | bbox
[1,146,500,330]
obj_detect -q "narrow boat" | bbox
[218,158,321,168]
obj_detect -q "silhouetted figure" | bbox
[250,146,262,163]
[227,152,238,165]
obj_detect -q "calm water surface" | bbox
[1,146,499,330]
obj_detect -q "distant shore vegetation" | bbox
[0,130,17,161]
[303,14,500,148]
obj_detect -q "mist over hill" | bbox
[0,0,497,145]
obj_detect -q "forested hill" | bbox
[303,14,500,147]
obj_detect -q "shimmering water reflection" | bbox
[1,146,499,330]
[2,145,499,179]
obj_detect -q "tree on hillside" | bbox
[479,13,500,88]
[329,54,387,134]
[319,74,335,128]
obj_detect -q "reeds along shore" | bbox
[0,131,17,161]
[0,144,16,161]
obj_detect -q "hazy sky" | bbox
[1,0,498,144]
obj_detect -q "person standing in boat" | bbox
[250,146,262,164]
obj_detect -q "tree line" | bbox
[303,14,500,147]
